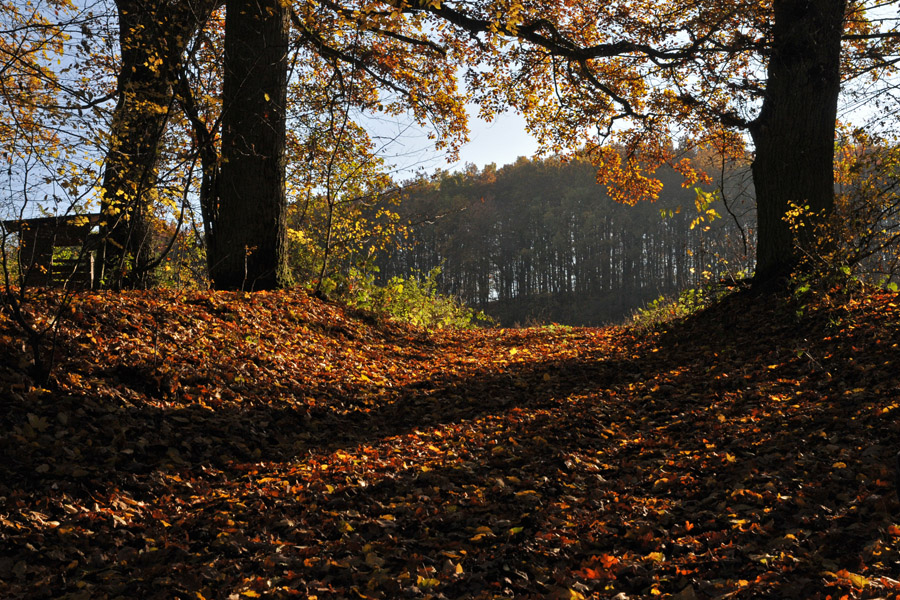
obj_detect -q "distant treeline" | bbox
[377,155,755,326]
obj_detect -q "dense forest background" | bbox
[369,153,755,326]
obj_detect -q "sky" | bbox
[451,110,539,171]
[379,106,541,181]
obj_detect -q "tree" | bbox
[197,0,470,290]
[98,0,217,288]
[0,0,113,379]
[283,112,399,293]
[15,1,890,291]
[397,0,897,284]
[749,0,845,281]
[208,0,290,290]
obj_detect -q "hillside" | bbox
[1,288,900,599]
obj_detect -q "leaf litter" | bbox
[1,288,900,599]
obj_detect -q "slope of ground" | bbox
[1,288,899,599]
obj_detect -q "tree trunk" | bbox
[750,0,846,283]
[210,0,290,290]
[99,0,173,288]
[100,0,215,288]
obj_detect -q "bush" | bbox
[339,267,493,330]
[629,280,736,330]
[789,131,900,302]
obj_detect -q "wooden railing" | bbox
[22,255,95,289]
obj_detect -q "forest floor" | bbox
[1,287,900,599]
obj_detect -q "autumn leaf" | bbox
[2,288,900,599]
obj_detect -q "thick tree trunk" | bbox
[210,0,290,290]
[750,0,846,283]
[99,0,173,288]
[100,0,215,288]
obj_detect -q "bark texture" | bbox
[100,0,214,288]
[750,0,846,283]
[210,0,290,290]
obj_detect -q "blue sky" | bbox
[452,110,539,171]
[379,106,540,181]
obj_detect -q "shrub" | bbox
[339,267,493,330]
[629,279,737,330]
[789,131,900,299]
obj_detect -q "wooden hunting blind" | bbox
[2,214,102,289]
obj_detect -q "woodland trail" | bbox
[1,288,900,599]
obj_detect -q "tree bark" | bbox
[749,0,846,283]
[100,0,215,288]
[210,0,290,290]
[99,0,173,288]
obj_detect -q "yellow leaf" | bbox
[417,575,440,588]
[241,592,261,598]
[843,571,869,588]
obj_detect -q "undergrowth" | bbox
[628,279,739,330]
[331,267,493,330]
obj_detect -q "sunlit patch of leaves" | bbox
[1,288,900,599]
